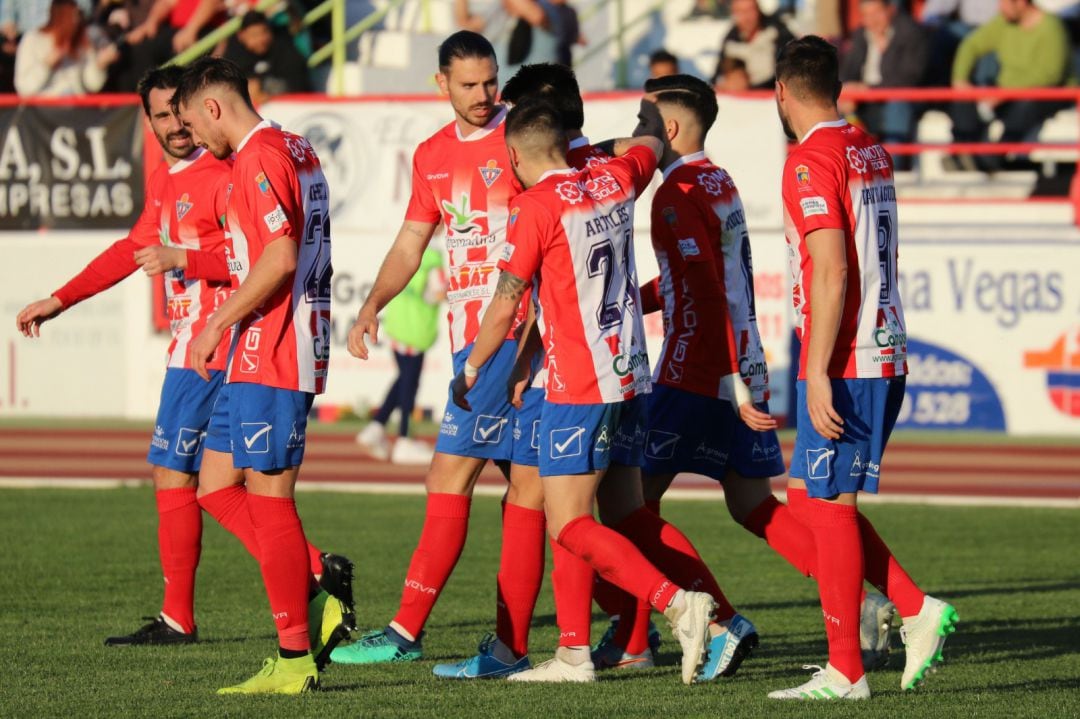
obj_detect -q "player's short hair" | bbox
[438,30,496,73]
[505,100,567,157]
[171,56,253,111]
[775,36,841,106]
[500,63,584,131]
[643,73,718,133]
[136,65,186,117]
[648,49,678,68]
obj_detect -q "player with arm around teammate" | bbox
[453,101,718,685]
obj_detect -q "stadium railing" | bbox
[837,86,1080,226]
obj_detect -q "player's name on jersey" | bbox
[861,185,897,205]
[584,205,632,238]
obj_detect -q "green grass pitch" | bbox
[1,488,1078,718]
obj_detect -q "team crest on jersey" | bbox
[255,172,271,194]
[662,206,678,227]
[478,159,503,188]
[795,164,811,186]
[509,206,520,226]
[175,193,193,220]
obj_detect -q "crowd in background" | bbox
[1,0,1077,165]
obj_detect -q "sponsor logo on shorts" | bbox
[151,425,169,451]
[286,422,305,450]
[175,427,203,456]
[805,448,835,480]
[594,425,611,452]
[751,440,782,461]
[473,415,507,444]
[693,441,729,465]
[440,411,459,437]
[645,430,680,460]
[550,426,585,459]
[849,451,880,478]
[241,422,272,454]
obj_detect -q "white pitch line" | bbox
[0,476,1076,509]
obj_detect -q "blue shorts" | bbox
[538,396,646,477]
[790,377,906,498]
[642,384,785,480]
[147,368,225,473]
[205,382,314,472]
[435,340,517,462]
[511,387,543,467]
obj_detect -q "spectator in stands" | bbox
[840,0,929,151]
[453,0,487,32]
[14,0,120,95]
[648,48,679,78]
[125,0,223,63]
[2,0,93,36]
[502,0,581,71]
[949,0,1071,171]
[710,0,794,89]
[685,0,727,20]
[1,18,17,92]
[223,10,310,104]
[921,0,999,86]
[716,56,750,90]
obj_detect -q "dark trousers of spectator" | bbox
[950,99,1065,171]
[858,101,918,169]
[373,351,425,438]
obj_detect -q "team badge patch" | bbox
[795,164,810,186]
[175,193,193,220]
[255,172,271,194]
[509,206,520,226]
[662,206,678,227]
[479,160,502,188]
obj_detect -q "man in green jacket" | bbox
[949,0,1071,171]
[357,248,447,463]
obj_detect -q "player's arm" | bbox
[452,270,532,410]
[189,236,297,380]
[16,237,142,338]
[347,219,438,360]
[508,301,542,408]
[804,228,847,439]
[639,277,661,314]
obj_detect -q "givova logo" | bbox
[1024,328,1080,418]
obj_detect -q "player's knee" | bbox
[425,452,482,495]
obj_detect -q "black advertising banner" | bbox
[0,102,144,230]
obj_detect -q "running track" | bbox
[0,427,1077,501]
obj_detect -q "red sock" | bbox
[198,484,261,559]
[792,497,864,683]
[495,503,546,657]
[391,492,471,639]
[557,515,679,612]
[743,494,816,577]
[614,506,736,622]
[155,487,201,634]
[613,594,653,654]
[247,494,310,652]
[550,537,594,647]
[858,515,925,617]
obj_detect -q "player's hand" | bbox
[452,370,476,411]
[806,374,844,439]
[507,360,533,409]
[347,306,379,360]
[738,401,778,432]
[172,26,197,53]
[134,246,185,276]
[15,297,63,338]
[189,324,224,381]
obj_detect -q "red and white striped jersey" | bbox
[650,152,769,404]
[226,121,332,394]
[52,148,233,371]
[782,120,907,380]
[405,108,526,353]
[499,146,658,404]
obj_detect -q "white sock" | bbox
[388,620,415,642]
[666,589,687,613]
[555,645,591,665]
[159,612,186,633]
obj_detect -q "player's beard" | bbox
[776,99,796,141]
[454,98,495,129]
[156,127,195,160]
